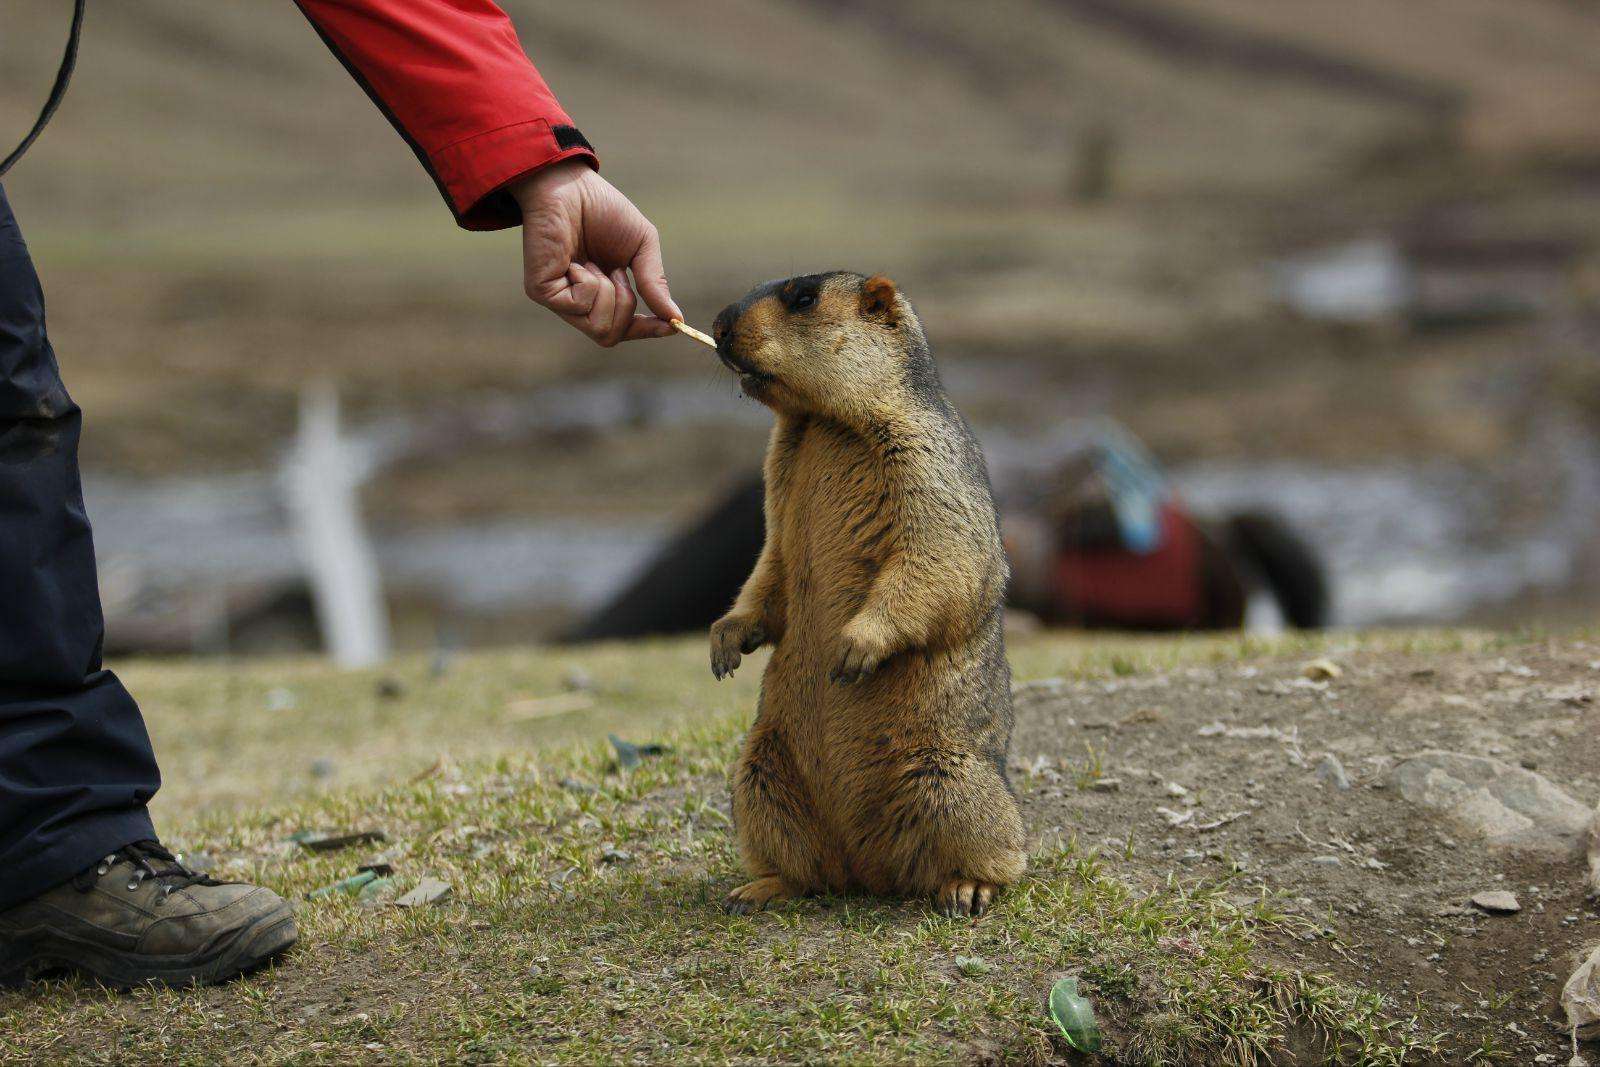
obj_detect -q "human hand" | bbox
[508,158,683,347]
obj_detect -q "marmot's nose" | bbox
[712,304,739,345]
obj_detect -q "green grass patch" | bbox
[0,627,1501,1062]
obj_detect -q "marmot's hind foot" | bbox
[936,879,997,919]
[723,875,791,915]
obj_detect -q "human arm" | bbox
[293,0,680,342]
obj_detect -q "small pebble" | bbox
[1315,753,1351,790]
[1469,890,1520,914]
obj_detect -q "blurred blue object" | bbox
[1092,422,1168,554]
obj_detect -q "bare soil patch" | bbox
[1009,639,1600,1060]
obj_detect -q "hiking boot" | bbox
[0,840,296,988]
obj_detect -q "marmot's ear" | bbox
[859,275,900,324]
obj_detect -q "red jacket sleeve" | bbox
[293,0,596,231]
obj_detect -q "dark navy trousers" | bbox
[0,184,159,910]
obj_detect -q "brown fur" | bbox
[708,272,1025,918]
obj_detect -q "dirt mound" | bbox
[1008,638,1600,1059]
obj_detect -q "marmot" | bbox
[707,271,1025,917]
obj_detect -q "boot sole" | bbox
[0,901,297,990]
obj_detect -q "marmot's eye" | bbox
[792,292,816,311]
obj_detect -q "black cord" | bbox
[0,0,87,178]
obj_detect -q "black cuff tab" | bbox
[553,124,594,154]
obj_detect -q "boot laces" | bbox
[73,840,220,898]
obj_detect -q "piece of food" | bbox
[671,319,717,349]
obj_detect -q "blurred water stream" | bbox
[84,379,1600,650]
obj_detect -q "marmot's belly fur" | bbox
[726,420,1025,912]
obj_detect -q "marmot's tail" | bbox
[1224,511,1330,629]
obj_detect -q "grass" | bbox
[0,628,1514,1063]
[122,626,1501,821]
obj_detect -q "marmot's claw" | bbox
[936,879,997,919]
[829,636,883,685]
[711,615,765,680]
[723,876,789,915]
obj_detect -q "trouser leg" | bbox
[0,183,158,910]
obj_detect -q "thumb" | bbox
[630,225,683,323]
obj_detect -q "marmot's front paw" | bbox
[710,613,767,679]
[829,625,890,685]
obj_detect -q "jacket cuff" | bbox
[431,119,598,231]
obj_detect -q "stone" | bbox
[1389,751,1592,856]
[1316,753,1352,791]
[1469,890,1521,914]
[394,877,452,908]
[1562,944,1600,1042]
[1089,777,1122,793]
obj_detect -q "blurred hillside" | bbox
[4,1,1600,640]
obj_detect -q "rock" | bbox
[1309,855,1342,867]
[1302,658,1343,681]
[1389,751,1592,856]
[1470,890,1521,914]
[1316,753,1352,791]
[562,667,594,692]
[394,877,452,908]
[1562,944,1600,1043]
[1088,777,1121,793]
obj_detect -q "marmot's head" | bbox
[711,272,936,421]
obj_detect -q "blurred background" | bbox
[4,0,1600,663]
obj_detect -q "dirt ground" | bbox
[1008,638,1600,1061]
[3,632,1598,1063]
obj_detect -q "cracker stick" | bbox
[671,319,717,349]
